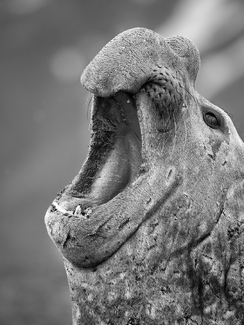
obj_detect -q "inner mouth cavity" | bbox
[64,91,142,211]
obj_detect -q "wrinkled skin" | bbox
[45,28,244,324]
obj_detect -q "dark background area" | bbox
[1,0,244,324]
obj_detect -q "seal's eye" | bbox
[203,111,220,129]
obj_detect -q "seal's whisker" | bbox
[169,112,177,161]
[182,114,188,157]
[86,93,93,131]
[178,82,198,107]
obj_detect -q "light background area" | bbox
[1,0,244,324]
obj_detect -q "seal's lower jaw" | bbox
[57,91,142,214]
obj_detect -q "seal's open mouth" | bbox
[52,90,143,218]
[69,92,142,210]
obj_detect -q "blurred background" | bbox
[1,0,244,323]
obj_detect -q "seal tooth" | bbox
[84,207,92,218]
[73,205,93,218]
[74,205,82,216]
[52,201,73,215]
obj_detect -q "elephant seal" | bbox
[45,28,244,324]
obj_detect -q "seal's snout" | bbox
[80,27,200,97]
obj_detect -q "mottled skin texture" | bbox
[45,28,244,324]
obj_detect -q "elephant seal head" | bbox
[45,28,244,323]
